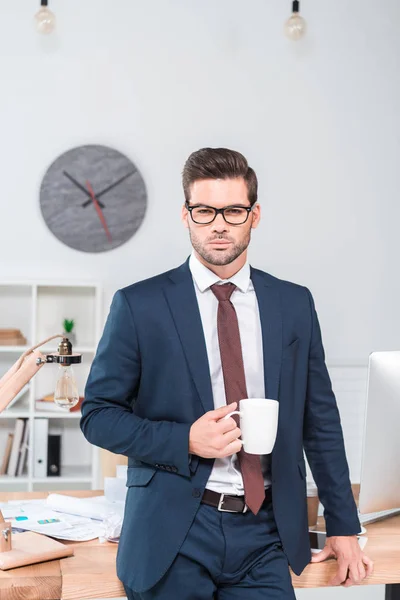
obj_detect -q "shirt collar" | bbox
[189,251,251,293]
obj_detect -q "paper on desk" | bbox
[2,502,104,541]
[45,494,124,541]
[2,495,124,542]
[20,517,103,541]
[5,506,102,541]
[358,536,368,551]
[6,499,47,507]
[46,493,122,520]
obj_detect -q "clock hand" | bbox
[81,170,136,208]
[85,180,112,243]
[63,171,105,209]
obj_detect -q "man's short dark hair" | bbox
[182,147,258,206]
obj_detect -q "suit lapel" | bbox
[251,268,283,402]
[163,261,283,415]
[163,260,214,414]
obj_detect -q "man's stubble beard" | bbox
[188,227,252,266]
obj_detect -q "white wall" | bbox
[1,3,398,597]
[1,0,399,361]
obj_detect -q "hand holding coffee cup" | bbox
[189,402,243,459]
[222,398,279,454]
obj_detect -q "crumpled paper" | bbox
[98,511,122,543]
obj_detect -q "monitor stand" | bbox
[358,507,400,526]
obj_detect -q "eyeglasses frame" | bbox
[185,202,254,225]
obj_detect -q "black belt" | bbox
[201,487,272,513]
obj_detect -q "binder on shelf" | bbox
[33,418,48,478]
[17,419,30,476]
[0,433,14,475]
[7,419,26,476]
[47,433,61,476]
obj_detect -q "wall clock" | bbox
[40,144,147,253]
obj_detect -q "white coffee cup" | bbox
[223,398,279,454]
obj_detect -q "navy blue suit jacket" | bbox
[80,259,360,593]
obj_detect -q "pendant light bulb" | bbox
[54,364,79,409]
[284,0,306,41]
[34,0,56,35]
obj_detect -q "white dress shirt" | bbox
[189,251,271,495]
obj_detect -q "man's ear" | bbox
[181,203,189,229]
[251,203,261,229]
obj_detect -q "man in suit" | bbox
[80,147,373,599]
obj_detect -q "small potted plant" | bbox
[62,318,76,345]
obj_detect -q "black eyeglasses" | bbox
[185,202,254,225]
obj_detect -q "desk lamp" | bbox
[0,335,82,569]
[0,334,82,413]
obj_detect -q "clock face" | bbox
[40,145,147,253]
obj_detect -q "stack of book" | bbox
[0,418,29,476]
[0,328,27,346]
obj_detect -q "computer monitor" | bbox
[358,351,400,515]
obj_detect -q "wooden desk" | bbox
[0,490,399,599]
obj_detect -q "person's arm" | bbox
[80,289,193,478]
[302,287,360,536]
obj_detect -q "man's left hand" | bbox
[311,535,374,586]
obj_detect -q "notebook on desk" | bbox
[0,531,73,570]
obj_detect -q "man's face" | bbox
[182,177,261,266]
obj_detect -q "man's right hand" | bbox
[189,403,242,459]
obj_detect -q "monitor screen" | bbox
[359,351,400,514]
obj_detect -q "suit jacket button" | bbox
[192,488,202,498]
[166,465,172,471]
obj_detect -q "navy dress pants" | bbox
[123,497,296,599]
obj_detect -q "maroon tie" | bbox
[211,282,265,515]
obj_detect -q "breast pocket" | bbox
[282,338,300,363]
[126,466,157,487]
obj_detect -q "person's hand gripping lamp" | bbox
[0,334,82,413]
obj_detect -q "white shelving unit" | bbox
[0,280,102,492]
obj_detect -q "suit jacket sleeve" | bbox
[80,289,192,478]
[303,287,361,537]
